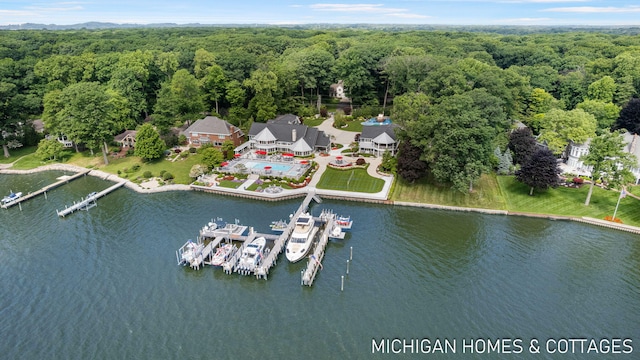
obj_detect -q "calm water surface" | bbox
[0,172,638,359]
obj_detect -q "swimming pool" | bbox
[243,161,293,173]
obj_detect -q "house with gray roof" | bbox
[183,116,244,148]
[268,114,301,125]
[114,130,137,148]
[358,125,398,157]
[565,131,640,184]
[246,122,330,156]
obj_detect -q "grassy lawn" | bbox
[0,146,37,164]
[497,176,640,226]
[316,167,384,193]
[97,153,203,184]
[217,180,244,189]
[392,173,508,210]
[339,120,363,133]
[303,117,326,127]
[245,181,293,191]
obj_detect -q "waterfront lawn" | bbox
[217,180,243,189]
[98,154,203,185]
[498,176,640,226]
[391,173,507,210]
[0,146,37,164]
[316,167,384,193]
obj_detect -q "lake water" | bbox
[0,172,638,359]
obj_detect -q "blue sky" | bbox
[1,1,640,26]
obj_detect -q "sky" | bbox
[1,0,640,26]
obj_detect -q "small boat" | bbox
[286,213,318,262]
[199,220,220,238]
[178,239,205,268]
[1,191,22,205]
[86,192,98,199]
[269,219,288,233]
[237,236,266,273]
[209,243,237,267]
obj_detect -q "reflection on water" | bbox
[0,173,638,359]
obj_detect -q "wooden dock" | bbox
[302,214,333,286]
[56,180,126,217]
[1,170,90,209]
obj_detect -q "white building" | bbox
[565,132,640,184]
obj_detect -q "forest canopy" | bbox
[2,27,640,188]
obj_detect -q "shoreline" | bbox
[2,164,640,234]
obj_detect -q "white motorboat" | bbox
[209,243,237,267]
[236,236,266,272]
[1,191,22,205]
[178,239,204,267]
[335,215,352,230]
[269,219,288,233]
[286,213,318,262]
[199,220,219,238]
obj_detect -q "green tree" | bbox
[46,82,119,164]
[538,108,597,154]
[153,69,204,130]
[582,131,636,205]
[576,100,620,131]
[244,69,278,122]
[35,138,65,161]
[190,164,208,179]
[201,147,224,170]
[587,76,616,102]
[221,139,236,160]
[134,123,166,161]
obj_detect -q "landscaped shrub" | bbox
[189,147,197,153]
[126,149,135,156]
[343,107,352,115]
[573,177,584,184]
[356,158,366,166]
[162,172,174,181]
[320,106,328,117]
[180,152,189,159]
[131,164,141,171]
[143,171,152,178]
[160,170,167,176]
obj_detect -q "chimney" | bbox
[292,129,297,142]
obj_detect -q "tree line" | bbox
[1,27,640,190]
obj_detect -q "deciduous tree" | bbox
[134,123,166,161]
[538,108,597,154]
[582,131,636,205]
[515,148,561,196]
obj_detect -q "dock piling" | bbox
[346,259,349,275]
[341,275,344,291]
[350,246,353,261]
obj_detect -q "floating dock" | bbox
[1,170,90,209]
[56,181,126,217]
[176,191,352,286]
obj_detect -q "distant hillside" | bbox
[1,22,640,35]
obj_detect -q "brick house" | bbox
[183,116,244,148]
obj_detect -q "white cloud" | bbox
[544,6,640,13]
[309,3,428,18]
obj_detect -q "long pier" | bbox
[1,170,90,209]
[302,214,334,286]
[56,181,126,217]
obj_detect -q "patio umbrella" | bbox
[300,160,309,165]
[283,153,294,157]
[234,153,241,158]
[256,150,267,156]
[220,162,229,167]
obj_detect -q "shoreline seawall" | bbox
[3,164,640,234]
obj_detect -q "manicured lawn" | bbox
[98,154,203,185]
[217,180,244,189]
[316,167,384,193]
[303,117,326,127]
[340,120,363,132]
[497,176,640,226]
[392,173,508,210]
